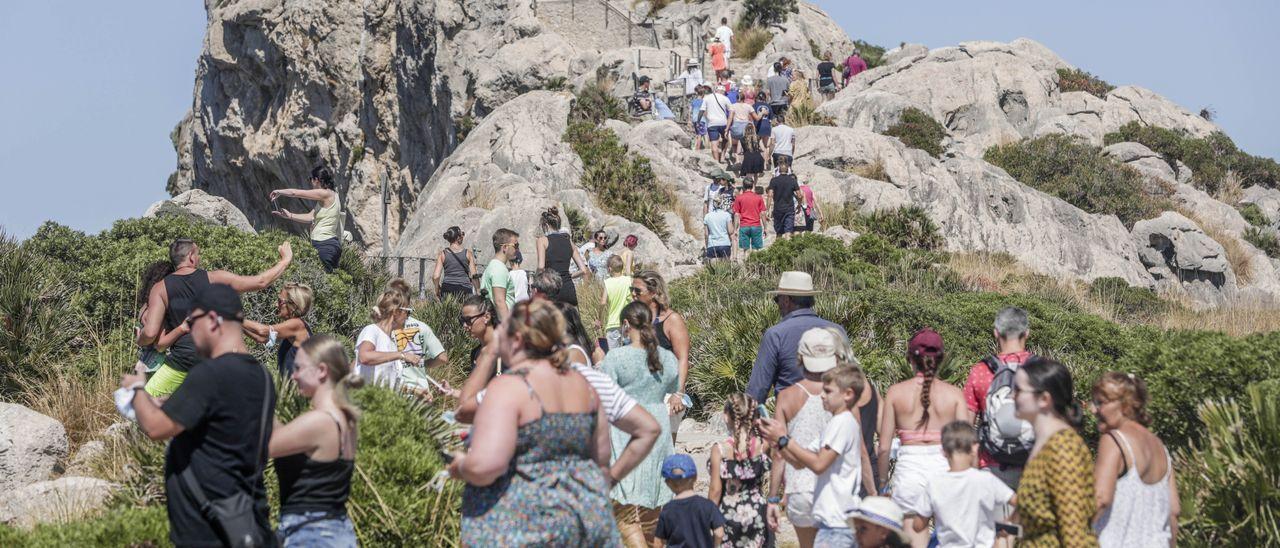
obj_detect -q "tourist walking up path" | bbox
[632,271,692,437]
[656,454,726,547]
[877,328,971,547]
[270,165,343,271]
[733,182,768,258]
[709,394,776,547]
[746,271,846,404]
[450,300,619,546]
[483,228,521,320]
[964,306,1036,489]
[270,335,362,547]
[1012,358,1099,547]
[1090,372,1178,547]
[604,301,680,547]
[908,422,1016,548]
[535,208,587,305]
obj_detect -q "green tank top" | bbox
[310,195,341,241]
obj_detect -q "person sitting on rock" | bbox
[629,76,655,117]
[270,165,343,272]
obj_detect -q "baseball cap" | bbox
[661,454,697,479]
[192,283,244,321]
[846,496,909,544]
[798,327,839,373]
[907,328,944,359]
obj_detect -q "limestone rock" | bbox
[0,403,69,492]
[1242,186,1280,225]
[144,189,257,233]
[822,226,861,245]
[1131,212,1235,304]
[0,477,116,529]
[881,43,928,66]
[66,441,107,476]
[1102,142,1247,234]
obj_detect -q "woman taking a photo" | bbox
[244,282,314,377]
[535,207,588,305]
[877,328,970,546]
[1091,372,1177,547]
[270,165,343,271]
[432,226,477,299]
[271,335,362,546]
[1013,357,1098,547]
[631,270,692,437]
[449,300,618,546]
[601,301,679,546]
[353,290,421,386]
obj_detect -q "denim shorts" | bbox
[773,211,796,235]
[815,525,856,547]
[708,125,727,141]
[280,511,357,547]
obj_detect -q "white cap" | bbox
[798,328,839,373]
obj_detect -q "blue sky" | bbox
[2,1,1277,239]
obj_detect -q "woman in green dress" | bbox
[603,300,679,547]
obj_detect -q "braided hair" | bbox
[724,393,762,459]
[621,301,662,374]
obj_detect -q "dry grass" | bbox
[1212,170,1244,206]
[1155,289,1280,336]
[849,159,889,182]
[16,328,129,452]
[1177,207,1254,284]
[462,182,498,210]
[677,203,701,239]
[785,98,835,128]
[732,25,773,60]
[944,251,1117,315]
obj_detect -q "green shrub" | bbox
[1176,383,1280,545]
[807,39,822,60]
[731,24,773,60]
[564,204,591,243]
[564,121,673,239]
[747,233,882,290]
[823,205,945,251]
[23,217,387,345]
[1055,68,1115,99]
[853,40,887,69]
[883,108,946,157]
[1239,203,1271,227]
[0,505,170,546]
[785,98,835,128]
[739,0,797,27]
[1104,121,1280,193]
[0,232,82,395]
[1088,276,1167,320]
[984,134,1172,227]
[1244,227,1280,259]
[570,75,626,124]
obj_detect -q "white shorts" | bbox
[890,444,948,513]
[785,492,818,528]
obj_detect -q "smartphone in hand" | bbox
[757,403,770,420]
[994,522,1022,538]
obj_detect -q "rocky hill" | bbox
[165,0,1280,306]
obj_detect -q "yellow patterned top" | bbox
[1016,428,1099,548]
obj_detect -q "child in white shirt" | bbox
[910,421,1016,548]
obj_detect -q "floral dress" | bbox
[711,437,774,548]
[1016,429,1099,548]
[460,371,621,547]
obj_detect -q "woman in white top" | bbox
[354,290,421,386]
[1091,372,1178,547]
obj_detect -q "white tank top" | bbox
[784,383,832,494]
[1095,430,1173,547]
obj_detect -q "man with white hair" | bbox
[963,306,1036,490]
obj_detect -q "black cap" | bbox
[638,75,651,83]
[192,283,244,321]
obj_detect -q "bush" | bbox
[822,205,945,251]
[1176,383,1280,545]
[1104,121,1280,193]
[564,121,673,239]
[0,505,170,546]
[570,74,627,125]
[1088,277,1167,321]
[0,231,81,395]
[784,98,835,128]
[984,134,1173,227]
[883,108,946,157]
[1239,203,1271,227]
[739,0,797,27]
[731,24,773,60]
[1244,227,1280,259]
[853,40,887,69]
[23,217,387,344]
[1055,68,1115,99]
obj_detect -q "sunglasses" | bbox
[184,310,213,327]
[630,287,644,295]
[459,312,486,327]
[399,307,414,314]
[502,242,520,249]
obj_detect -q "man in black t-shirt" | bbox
[121,284,276,547]
[766,156,804,240]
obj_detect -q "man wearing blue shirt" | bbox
[746,271,846,403]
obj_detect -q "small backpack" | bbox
[977,355,1036,466]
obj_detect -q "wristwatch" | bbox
[777,435,790,449]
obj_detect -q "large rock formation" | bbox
[144,189,256,233]
[0,403,69,493]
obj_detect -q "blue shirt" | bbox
[704,210,732,248]
[746,308,846,403]
[655,495,725,548]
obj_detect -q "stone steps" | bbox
[536,0,657,53]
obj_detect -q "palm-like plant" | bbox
[1176,381,1280,545]
[0,231,81,395]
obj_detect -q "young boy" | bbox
[909,421,1016,548]
[760,364,867,548]
[599,254,632,350]
[654,454,725,548]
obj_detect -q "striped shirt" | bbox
[473,355,638,424]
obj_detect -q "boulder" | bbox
[1102,142,1247,234]
[1131,212,1233,304]
[144,189,257,233]
[0,403,69,492]
[0,477,116,529]
[66,440,107,476]
[881,43,928,66]
[822,226,861,245]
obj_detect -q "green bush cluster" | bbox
[1239,203,1271,227]
[0,505,170,546]
[570,77,626,125]
[1088,276,1168,320]
[853,40,887,69]
[883,108,946,157]
[564,121,673,239]
[1244,227,1280,259]
[739,0,797,27]
[1103,121,1280,194]
[0,232,81,394]
[983,134,1172,227]
[1055,68,1115,99]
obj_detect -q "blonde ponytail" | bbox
[301,335,362,423]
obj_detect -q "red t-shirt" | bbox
[963,350,1032,468]
[732,192,767,227]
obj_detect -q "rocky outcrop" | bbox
[144,189,256,233]
[0,403,69,493]
[1102,142,1247,234]
[0,476,116,529]
[1132,212,1233,304]
[819,39,1219,158]
[1242,186,1280,226]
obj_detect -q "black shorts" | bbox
[440,282,474,300]
[769,103,789,119]
[773,211,796,235]
[311,238,341,272]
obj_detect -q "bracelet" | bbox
[767,496,782,504]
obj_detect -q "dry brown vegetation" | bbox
[1177,207,1254,284]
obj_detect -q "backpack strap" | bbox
[981,355,1002,374]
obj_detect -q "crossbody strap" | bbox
[180,366,272,506]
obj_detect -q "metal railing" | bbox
[375,255,438,299]
[534,0,659,49]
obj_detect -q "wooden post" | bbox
[418,258,427,299]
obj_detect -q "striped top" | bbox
[571,360,637,423]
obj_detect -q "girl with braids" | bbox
[270,164,344,271]
[1013,357,1098,547]
[709,394,774,547]
[877,328,970,547]
[534,206,588,306]
[270,335,363,546]
[450,299,619,546]
[631,270,692,439]
[601,300,679,546]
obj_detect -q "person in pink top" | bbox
[878,328,971,547]
[841,50,868,87]
[962,306,1035,491]
[708,36,728,73]
[795,181,823,232]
